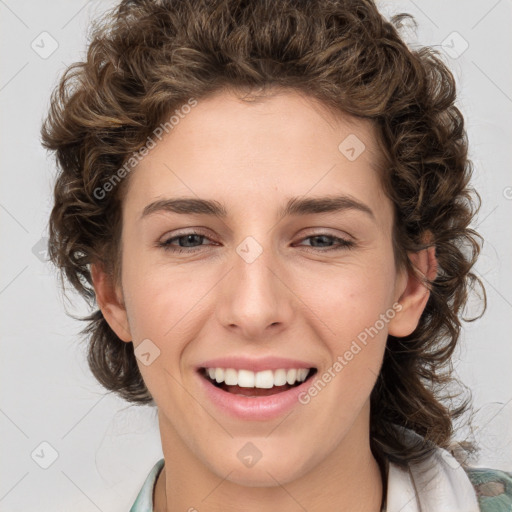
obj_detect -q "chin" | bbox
[208,453,312,488]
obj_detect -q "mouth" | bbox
[198,367,318,398]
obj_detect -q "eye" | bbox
[158,231,215,253]
[295,234,355,252]
[158,231,355,254]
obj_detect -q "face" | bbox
[95,88,426,487]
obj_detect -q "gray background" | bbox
[1,1,511,510]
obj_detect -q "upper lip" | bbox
[196,356,317,373]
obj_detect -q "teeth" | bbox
[286,368,297,385]
[203,367,311,388]
[239,369,255,387]
[224,368,238,385]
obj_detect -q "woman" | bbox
[41,0,512,510]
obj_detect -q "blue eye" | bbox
[158,232,355,254]
[158,232,212,253]
[298,234,354,251]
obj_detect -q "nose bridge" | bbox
[217,232,293,336]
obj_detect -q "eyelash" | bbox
[158,231,355,254]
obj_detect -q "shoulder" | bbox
[463,466,512,512]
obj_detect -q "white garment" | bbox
[386,431,479,512]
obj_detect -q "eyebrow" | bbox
[140,195,375,221]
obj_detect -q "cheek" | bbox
[122,268,197,393]
[290,271,394,437]
[292,260,397,392]
[299,256,396,332]
[122,259,202,339]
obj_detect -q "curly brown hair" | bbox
[41,0,486,466]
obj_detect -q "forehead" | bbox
[122,88,392,226]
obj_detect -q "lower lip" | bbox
[196,370,316,421]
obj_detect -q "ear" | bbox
[388,241,438,338]
[90,262,132,342]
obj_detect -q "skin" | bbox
[91,88,437,512]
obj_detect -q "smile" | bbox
[202,367,315,394]
[197,366,318,420]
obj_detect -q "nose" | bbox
[216,237,295,340]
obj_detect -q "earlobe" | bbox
[388,243,438,338]
[90,262,132,342]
